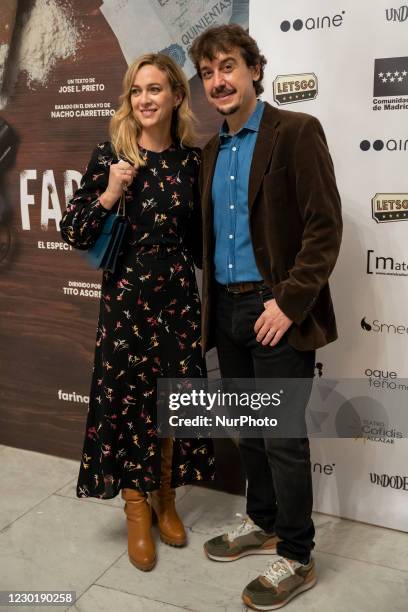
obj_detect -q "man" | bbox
[189,24,342,610]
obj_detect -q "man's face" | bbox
[198,48,259,117]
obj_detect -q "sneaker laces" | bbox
[226,513,256,542]
[262,556,299,587]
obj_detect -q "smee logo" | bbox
[360,138,408,151]
[280,11,345,32]
[386,6,408,21]
[372,193,408,223]
[370,472,408,490]
[367,249,408,276]
[273,73,318,105]
[361,317,372,331]
[361,317,408,335]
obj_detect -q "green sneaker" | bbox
[242,555,317,610]
[204,514,279,562]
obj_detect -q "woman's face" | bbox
[130,64,182,134]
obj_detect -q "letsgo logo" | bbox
[361,317,408,335]
[280,11,345,32]
[371,193,408,222]
[273,73,318,105]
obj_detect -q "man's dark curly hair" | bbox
[189,24,267,96]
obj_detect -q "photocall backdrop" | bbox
[251,0,408,530]
[0,0,406,530]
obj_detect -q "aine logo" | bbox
[280,11,345,32]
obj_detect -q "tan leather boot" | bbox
[121,488,156,571]
[150,438,187,547]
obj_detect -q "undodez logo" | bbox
[280,11,345,32]
[385,6,408,22]
[370,473,408,491]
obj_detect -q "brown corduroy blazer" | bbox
[199,102,342,356]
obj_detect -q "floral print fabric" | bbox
[60,141,215,498]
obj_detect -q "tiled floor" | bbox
[0,444,407,611]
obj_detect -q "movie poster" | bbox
[0,0,248,486]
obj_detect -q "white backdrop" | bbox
[250,0,408,530]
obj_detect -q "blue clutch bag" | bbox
[83,191,128,274]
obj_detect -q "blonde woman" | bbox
[60,54,215,571]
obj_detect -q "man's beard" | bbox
[216,103,240,116]
[210,86,239,116]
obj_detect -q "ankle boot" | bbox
[150,438,187,547]
[121,488,156,571]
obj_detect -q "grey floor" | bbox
[0,444,407,611]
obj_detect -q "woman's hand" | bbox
[99,160,136,210]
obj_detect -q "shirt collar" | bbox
[219,99,264,138]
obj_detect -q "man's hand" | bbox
[254,298,293,346]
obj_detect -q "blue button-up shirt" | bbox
[212,100,265,284]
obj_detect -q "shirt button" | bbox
[230,175,235,180]
[230,205,235,210]
[228,264,233,269]
[229,234,233,239]
[232,146,237,152]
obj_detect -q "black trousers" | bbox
[214,284,316,563]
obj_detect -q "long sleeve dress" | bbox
[60,141,215,499]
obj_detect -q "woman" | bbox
[60,54,215,572]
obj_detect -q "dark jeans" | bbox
[215,284,316,563]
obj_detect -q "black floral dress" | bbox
[60,141,215,498]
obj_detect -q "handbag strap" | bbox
[116,189,126,217]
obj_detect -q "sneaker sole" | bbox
[242,576,317,610]
[204,546,277,562]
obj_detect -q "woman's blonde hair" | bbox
[110,53,196,168]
